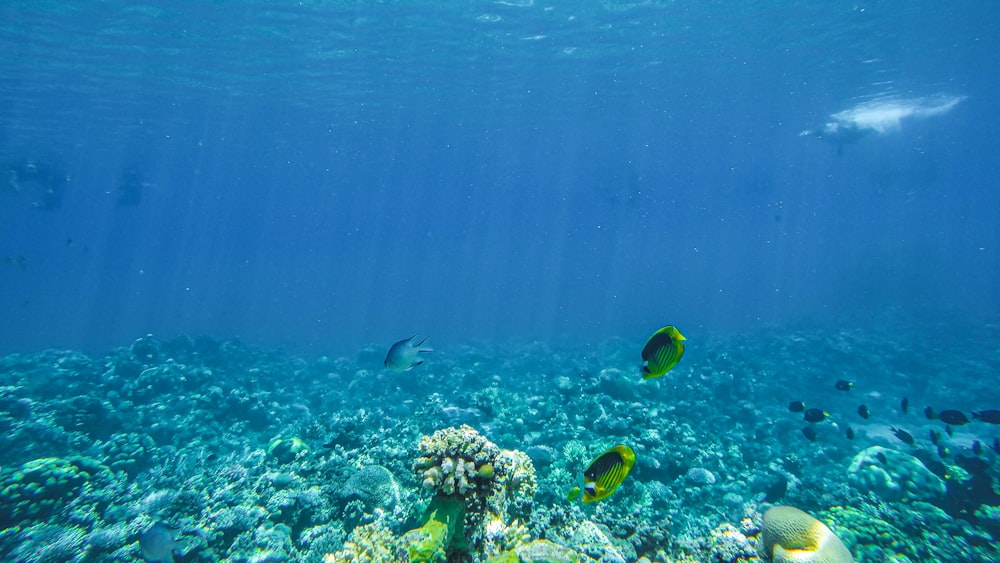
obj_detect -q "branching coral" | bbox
[403,425,538,560]
[413,424,500,497]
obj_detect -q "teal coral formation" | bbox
[846,446,945,503]
[486,539,583,562]
[341,465,401,512]
[0,456,114,527]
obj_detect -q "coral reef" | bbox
[702,521,759,563]
[2,322,1000,563]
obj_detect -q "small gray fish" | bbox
[384,336,432,371]
[139,522,180,563]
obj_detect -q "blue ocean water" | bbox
[1,1,996,354]
[1,3,1000,563]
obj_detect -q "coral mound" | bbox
[759,505,854,563]
[342,465,400,511]
[846,446,945,502]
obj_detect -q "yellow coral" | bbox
[759,506,854,563]
[325,521,399,562]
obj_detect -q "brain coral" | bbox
[342,465,400,511]
[760,506,854,563]
[846,446,945,502]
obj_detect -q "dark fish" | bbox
[845,426,855,440]
[763,475,788,503]
[384,336,433,371]
[891,427,914,445]
[937,445,950,458]
[803,408,828,423]
[929,429,941,445]
[876,451,887,464]
[579,445,636,503]
[925,406,935,419]
[834,379,854,391]
[3,255,27,270]
[972,410,1000,424]
[938,410,970,426]
[640,325,686,380]
[946,424,954,437]
[140,522,181,563]
[857,404,871,419]
[972,440,982,456]
[801,426,818,442]
[788,401,806,413]
[991,438,1000,454]
[901,397,909,414]
[912,449,948,478]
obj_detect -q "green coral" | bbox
[824,505,913,560]
[401,493,467,562]
[99,432,156,476]
[0,456,111,526]
[267,436,310,464]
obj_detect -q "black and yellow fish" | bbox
[803,408,828,423]
[834,379,854,391]
[567,445,636,503]
[640,326,686,380]
[788,401,806,413]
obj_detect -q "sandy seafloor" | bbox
[1,314,999,563]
